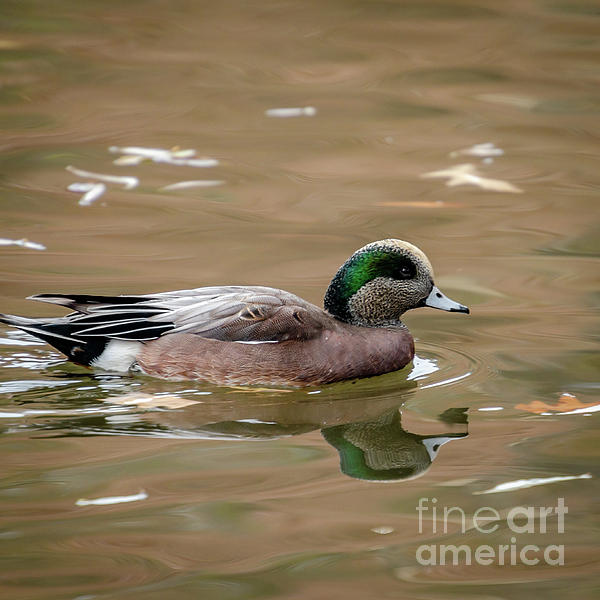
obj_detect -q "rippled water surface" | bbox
[1,1,599,599]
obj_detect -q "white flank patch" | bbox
[91,340,142,373]
[76,490,148,506]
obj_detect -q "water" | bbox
[1,1,598,598]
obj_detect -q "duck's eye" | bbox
[398,265,413,279]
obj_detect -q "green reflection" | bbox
[322,407,468,481]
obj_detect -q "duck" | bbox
[0,239,469,387]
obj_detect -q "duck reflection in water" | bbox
[38,378,468,482]
[322,407,468,482]
[149,398,468,482]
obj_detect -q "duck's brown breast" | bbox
[136,324,414,387]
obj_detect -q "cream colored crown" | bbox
[363,239,434,277]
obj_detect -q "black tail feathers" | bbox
[0,313,106,365]
[28,293,152,311]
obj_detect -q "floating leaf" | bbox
[105,393,200,409]
[516,393,599,415]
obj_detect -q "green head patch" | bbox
[324,242,419,321]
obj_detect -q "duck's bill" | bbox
[422,435,467,460]
[424,286,470,314]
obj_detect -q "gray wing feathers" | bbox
[148,288,324,341]
[29,286,325,343]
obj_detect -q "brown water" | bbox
[1,1,599,598]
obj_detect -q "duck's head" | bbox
[324,239,469,326]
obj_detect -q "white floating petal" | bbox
[113,155,146,166]
[171,149,197,158]
[450,142,505,158]
[109,146,174,160]
[265,106,317,118]
[66,165,139,190]
[22,239,47,250]
[76,490,148,506]
[67,182,95,193]
[108,146,217,167]
[0,238,46,251]
[161,180,225,190]
[79,183,106,206]
[474,473,592,495]
[421,163,523,193]
[109,146,197,160]
[163,157,219,167]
